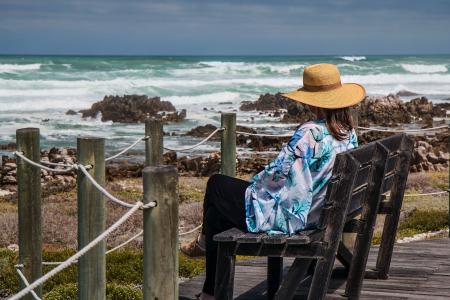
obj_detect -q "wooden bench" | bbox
[213,134,414,300]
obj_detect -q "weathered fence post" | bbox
[145,118,163,166]
[77,137,106,300]
[221,113,237,177]
[16,128,42,299]
[143,165,179,300]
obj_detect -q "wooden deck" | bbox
[180,238,450,299]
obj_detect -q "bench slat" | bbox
[262,234,287,244]
[237,233,266,243]
[214,227,246,242]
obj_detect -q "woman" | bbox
[181,63,365,300]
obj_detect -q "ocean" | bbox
[0,55,449,154]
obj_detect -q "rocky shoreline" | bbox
[1,93,448,195]
[73,94,186,123]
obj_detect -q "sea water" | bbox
[0,55,449,153]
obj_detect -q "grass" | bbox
[372,209,448,245]
[0,248,207,297]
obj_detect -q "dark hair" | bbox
[323,107,354,141]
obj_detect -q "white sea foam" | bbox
[0,77,299,90]
[0,88,88,97]
[171,61,305,76]
[165,92,242,105]
[401,64,448,73]
[339,56,366,62]
[0,98,93,112]
[0,63,42,73]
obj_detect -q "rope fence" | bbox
[357,125,449,133]
[9,202,143,300]
[163,127,224,151]
[105,136,147,162]
[77,164,157,209]
[15,151,77,173]
[7,114,450,299]
[236,130,292,138]
[14,266,41,300]
[404,190,449,197]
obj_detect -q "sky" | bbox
[0,0,449,55]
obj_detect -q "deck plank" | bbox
[180,238,450,299]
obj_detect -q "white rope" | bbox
[105,137,145,162]
[404,190,449,197]
[77,164,156,209]
[357,125,449,133]
[44,223,201,266]
[8,202,142,300]
[43,230,145,266]
[179,223,203,236]
[163,128,224,151]
[14,152,76,173]
[106,230,143,254]
[236,131,292,138]
[40,161,75,168]
[14,267,41,300]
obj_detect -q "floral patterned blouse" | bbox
[245,119,358,235]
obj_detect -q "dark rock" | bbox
[356,94,411,126]
[239,93,315,124]
[240,93,293,111]
[185,124,219,138]
[80,95,185,123]
[405,97,434,123]
[0,143,16,150]
[396,89,420,97]
[65,109,78,115]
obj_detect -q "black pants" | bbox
[202,174,250,295]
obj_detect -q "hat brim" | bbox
[282,83,366,109]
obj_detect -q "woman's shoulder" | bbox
[287,120,326,151]
[296,120,329,142]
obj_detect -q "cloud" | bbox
[0,0,449,54]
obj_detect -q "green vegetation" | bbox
[372,209,448,245]
[0,248,206,297]
[44,283,142,300]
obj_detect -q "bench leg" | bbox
[267,257,283,300]
[307,254,337,300]
[336,241,353,271]
[214,242,236,300]
[273,258,312,300]
[375,137,413,280]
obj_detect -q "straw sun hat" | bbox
[283,63,365,109]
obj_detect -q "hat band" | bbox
[303,81,342,92]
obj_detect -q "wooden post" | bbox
[16,128,42,299]
[221,113,236,177]
[145,119,163,166]
[77,137,106,300]
[143,165,179,300]
[342,108,360,251]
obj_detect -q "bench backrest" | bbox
[317,134,414,239]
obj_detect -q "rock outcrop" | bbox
[240,93,449,127]
[79,95,186,123]
[240,93,315,124]
[356,94,411,126]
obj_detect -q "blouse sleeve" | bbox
[278,127,317,233]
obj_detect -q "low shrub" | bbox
[372,209,448,244]
[0,248,207,297]
[398,209,448,233]
[44,282,142,300]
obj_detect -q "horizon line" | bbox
[1,53,450,57]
